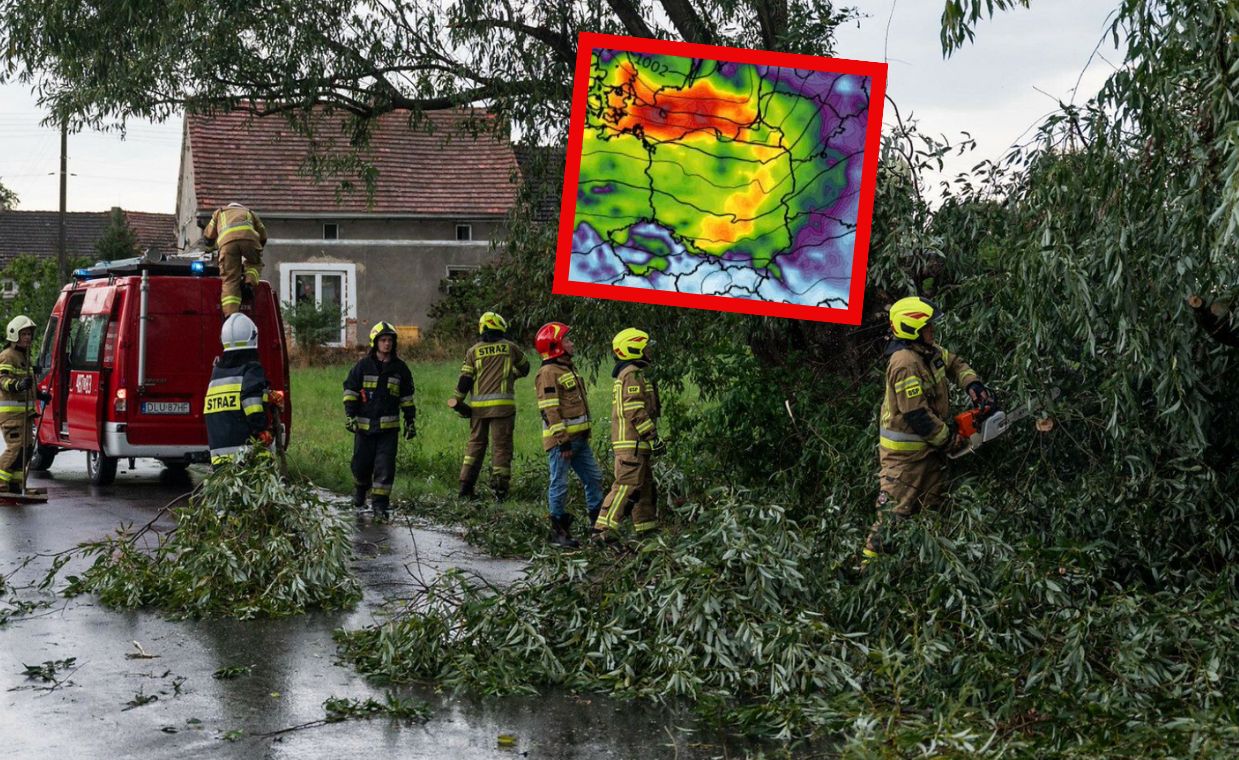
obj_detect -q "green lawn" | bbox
[285,354,622,505]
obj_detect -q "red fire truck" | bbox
[32,257,292,485]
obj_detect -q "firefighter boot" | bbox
[453,473,475,503]
[548,515,579,549]
[352,485,369,513]
[372,495,392,521]
[239,281,255,305]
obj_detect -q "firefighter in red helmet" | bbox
[534,322,604,548]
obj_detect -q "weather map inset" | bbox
[554,33,886,324]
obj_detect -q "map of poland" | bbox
[556,34,885,323]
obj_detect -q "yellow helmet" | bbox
[889,296,938,340]
[612,327,650,361]
[369,321,397,348]
[478,311,508,334]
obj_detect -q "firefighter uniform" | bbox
[535,321,604,546]
[595,332,662,536]
[454,313,529,500]
[343,323,416,515]
[868,301,982,555]
[0,341,36,491]
[204,314,272,465]
[204,203,267,316]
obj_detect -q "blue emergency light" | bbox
[190,261,206,275]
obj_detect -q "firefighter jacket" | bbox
[204,352,270,460]
[453,334,530,419]
[0,345,34,424]
[610,359,660,453]
[879,339,980,459]
[535,357,591,451]
[203,206,267,249]
[342,353,415,434]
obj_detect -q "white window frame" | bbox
[0,279,17,299]
[455,223,473,241]
[279,262,357,347]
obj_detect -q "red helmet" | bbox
[535,322,571,360]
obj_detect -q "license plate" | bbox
[142,401,190,415]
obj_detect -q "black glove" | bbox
[559,442,573,460]
[403,419,417,440]
[13,377,32,392]
[650,437,668,457]
[345,416,359,433]
[37,389,51,403]
[966,381,994,409]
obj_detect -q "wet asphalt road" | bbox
[0,453,743,759]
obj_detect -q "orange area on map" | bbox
[607,61,757,142]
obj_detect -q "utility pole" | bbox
[58,121,68,283]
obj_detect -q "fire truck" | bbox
[32,256,292,485]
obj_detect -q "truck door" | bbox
[64,287,116,449]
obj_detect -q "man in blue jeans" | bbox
[534,321,604,548]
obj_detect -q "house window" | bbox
[323,223,339,240]
[281,263,357,347]
[455,224,472,241]
[0,279,16,299]
[444,265,479,293]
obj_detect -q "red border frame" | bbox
[553,31,887,325]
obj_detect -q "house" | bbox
[0,208,176,294]
[175,107,522,347]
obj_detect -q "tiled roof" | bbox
[187,107,521,216]
[0,209,176,269]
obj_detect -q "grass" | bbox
[285,352,656,511]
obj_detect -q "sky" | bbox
[0,0,1124,214]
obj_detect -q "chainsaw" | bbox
[948,389,1059,459]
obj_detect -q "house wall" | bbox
[265,237,499,346]
[174,131,200,251]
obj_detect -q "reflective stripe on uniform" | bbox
[633,521,657,533]
[210,444,249,458]
[0,401,28,411]
[399,394,414,408]
[343,390,360,401]
[221,295,242,306]
[242,395,265,415]
[362,374,379,389]
[879,427,929,452]
[538,398,560,409]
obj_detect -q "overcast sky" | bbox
[0,0,1122,214]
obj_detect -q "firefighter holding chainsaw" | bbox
[204,313,283,466]
[203,202,267,316]
[865,297,994,560]
[0,316,48,493]
[451,312,529,501]
[343,322,416,518]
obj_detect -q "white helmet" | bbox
[6,315,36,343]
[226,201,245,208]
[220,313,258,351]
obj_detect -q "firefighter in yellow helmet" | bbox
[343,321,416,519]
[0,316,46,493]
[203,202,267,315]
[865,296,993,561]
[594,327,664,541]
[452,311,529,501]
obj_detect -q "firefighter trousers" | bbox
[352,430,399,508]
[459,414,515,495]
[0,418,30,490]
[595,451,656,534]
[219,240,263,315]
[866,451,947,553]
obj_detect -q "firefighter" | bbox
[453,311,530,501]
[343,322,416,518]
[203,202,267,316]
[594,328,664,541]
[0,316,46,493]
[864,296,993,561]
[204,313,280,465]
[535,321,604,548]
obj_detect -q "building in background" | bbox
[175,107,521,347]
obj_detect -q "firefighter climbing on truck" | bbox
[203,202,267,316]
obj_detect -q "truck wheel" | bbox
[29,445,58,472]
[87,450,118,486]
